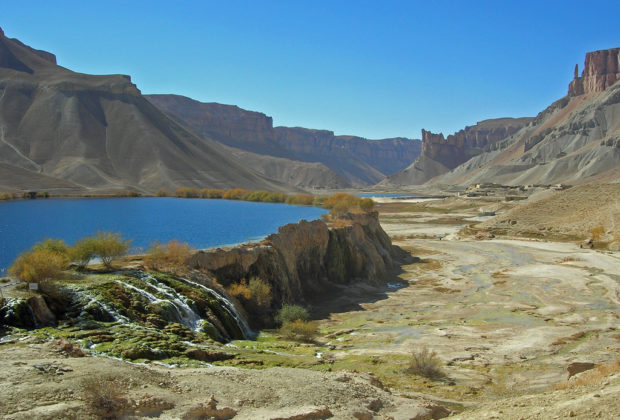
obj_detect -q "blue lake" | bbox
[0,198,328,272]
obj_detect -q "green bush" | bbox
[90,232,132,269]
[156,189,169,197]
[70,237,98,270]
[275,304,309,325]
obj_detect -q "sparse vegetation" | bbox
[227,277,273,313]
[156,189,169,197]
[555,360,620,390]
[285,194,315,206]
[590,225,605,240]
[248,277,272,309]
[8,248,68,283]
[167,188,376,215]
[276,304,309,325]
[405,348,445,380]
[279,319,318,342]
[69,237,97,269]
[175,187,200,198]
[90,232,132,269]
[144,239,194,270]
[82,376,130,419]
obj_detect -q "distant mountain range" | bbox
[0,27,422,193]
[145,94,422,188]
[0,27,292,194]
[385,48,620,187]
[1,26,617,193]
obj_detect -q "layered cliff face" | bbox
[569,48,620,96]
[382,118,532,186]
[434,48,620,186]
[146,94,422,187]
[188,212,406,326]
[0,28,291,193]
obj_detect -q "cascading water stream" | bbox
[180,277,254,339]
[115,280,202,330]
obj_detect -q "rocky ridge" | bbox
[146,94,422,187]
[381,118,532,186]
[432,47,620,186]
[0,27,291,194]
[569,48,620,96]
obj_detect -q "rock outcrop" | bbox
[569,48,620,96]
[146,94,422,187]
[188,212,406,325]
[382,118,532,186]
[432,48,620,186]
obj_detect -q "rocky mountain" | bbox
[431,48,620,186]
[146,94,421,187]
[0,27,291,194]
[382,117,532,185]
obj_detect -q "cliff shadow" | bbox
[309,248,419,319]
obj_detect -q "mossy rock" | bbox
[185,348,235,362]
[0,298,36,329]
[198,320,219,341]
[121,345,164,360]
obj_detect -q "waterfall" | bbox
[118,274,202,330]
[130,272,253,339]
[180,277,254,339]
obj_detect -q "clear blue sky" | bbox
[3,1,619,139]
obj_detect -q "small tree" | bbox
[359,198,375,212]
[70,237,97,270]
[275,304,309,325]
[91,232,131,269]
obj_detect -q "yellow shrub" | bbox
[279,319,318,342]
[227,281,251,300]
[145,240,193,270]
[9,249,67,283]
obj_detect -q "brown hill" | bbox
[145,94,421,187]
[382,117,532,186]
[479,184,620,241]
[0,27,291,194]
[431,48,620,187]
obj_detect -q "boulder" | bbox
[27,295,56,327]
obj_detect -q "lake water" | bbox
[0,198,327,272]
[356,193,421,198]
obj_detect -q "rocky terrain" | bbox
[428,48,620,186]
[146,94,422,187]
[2,191,619,419]
[383,118,532,186]
[0,27,293,194]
